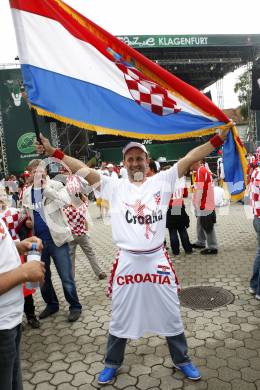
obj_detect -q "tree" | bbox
[234,70,250,120]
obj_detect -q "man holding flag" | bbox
[35,128,229,383]
[8,0,246,385]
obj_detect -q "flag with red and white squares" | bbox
[117,63,181,116]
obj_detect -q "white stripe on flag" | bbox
[11,9,131,99]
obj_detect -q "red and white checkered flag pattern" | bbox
[64,203,88,236]
[117,63,181,116]
[2,208,19,240]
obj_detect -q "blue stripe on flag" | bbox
[223,131,245,195]
[21,64,225,136]
[157,271,171,275]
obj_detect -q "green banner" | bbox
[117,34,260,48]
[0,69,51,175]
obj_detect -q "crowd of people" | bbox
[1,130,260,388]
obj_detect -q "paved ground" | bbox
[21,199,260,390]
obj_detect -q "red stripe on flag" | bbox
[10,0,113,61]
[157,265,171,269]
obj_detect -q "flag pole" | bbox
[16,53,41,143]
[20,85,41,143]
[31,106,41,142]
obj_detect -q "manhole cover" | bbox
[179,286,235,310]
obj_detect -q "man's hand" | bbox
[16,236,43,255]
[36,133,55,156]
[21,261,45,284]
[218,126,231,141]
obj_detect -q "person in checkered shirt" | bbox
[63,182,106,280]
[249,163,260,301]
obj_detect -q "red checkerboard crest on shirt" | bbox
[153,191,161,205]
[116,63,181,116]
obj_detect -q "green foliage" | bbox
[234,70,250,105]
[240,103,249,120]
[234,70,250,119]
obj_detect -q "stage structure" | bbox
[0,67,52,175]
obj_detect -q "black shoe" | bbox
[185,250,193,254]
[200,248,218,255]
[68,310,81,322]
[191,243,206,249]
[98,272,107,280]
[39,307,59,319]
[27,316,40,329]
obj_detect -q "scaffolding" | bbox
[216,78,224,109]
[55,122,91,163]
[246,62,257,145]
[0,112,9,175]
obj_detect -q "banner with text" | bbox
[0,69,51,174]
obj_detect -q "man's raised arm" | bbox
[177,129,230,178]
[36,134,101,187]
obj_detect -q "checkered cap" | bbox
[66,175,91,196]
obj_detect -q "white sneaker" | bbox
[249,287,256,295]
[256,295,260,301]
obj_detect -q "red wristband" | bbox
[52,149,64,160]
[209,134,224,149]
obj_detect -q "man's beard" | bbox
[132,170,145,182]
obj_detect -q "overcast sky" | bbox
[1,0,258,108]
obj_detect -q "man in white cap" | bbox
[36,130,229,384]
[106,163,118,179]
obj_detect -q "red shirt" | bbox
[193,166,215,211]
[250,167,260,217]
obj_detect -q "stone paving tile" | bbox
[230,379,256,390]
[21,201,260,389]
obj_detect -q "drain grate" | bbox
[179,286,235,310]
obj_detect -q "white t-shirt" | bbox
[214,186,229,207]
[0,220,24,330]
[100,164,179,251]
[217,158,225,179]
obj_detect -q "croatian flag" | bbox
[10,0,247,200]
[157,265,171,276]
